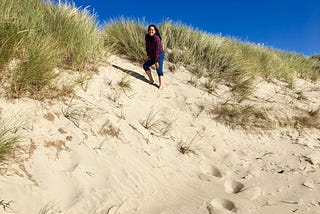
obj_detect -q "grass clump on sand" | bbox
[0,0,103,97]
[211,103,272,130]
[0,120,21,162]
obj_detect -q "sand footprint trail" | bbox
[198,163,256,214]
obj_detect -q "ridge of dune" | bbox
[0,55,320,214]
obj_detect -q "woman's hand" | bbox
[155,62,159,69]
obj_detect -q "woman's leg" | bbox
[146,70,154,84]
[157,52,165,89]
[158,76,163,89]
[143,60,155,83]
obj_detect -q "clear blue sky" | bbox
[70,0,319,56]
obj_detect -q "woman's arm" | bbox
[154,35,162,62]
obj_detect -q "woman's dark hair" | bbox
[147,24,162,40]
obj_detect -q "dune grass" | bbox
[177,130,203,155]
[103,18,146,62]
[117,74,132,92]
[103,19,320,99]
[0,120,21,162]
[141,109,162,130]
[212,103,272,130]
[102,19,320,130]
[1,3,318,98]
[0,0,103,97]
[1,7,319,131]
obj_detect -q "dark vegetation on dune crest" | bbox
[1,1,320,160]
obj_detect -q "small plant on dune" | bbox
[141,110,176,135]
[62,104,90,127]
[0,133,19,162]
[117,74,132,92]
[38,202,57,214]
[141,109,162,130]
[0,119,22,162]
[203,78,216,94]
[177,130,203,155]
[62,96,92,127]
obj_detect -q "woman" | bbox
[143,24,165,89]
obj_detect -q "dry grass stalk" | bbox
[177,130,204,155]
[141,110,162,130]
[212,103,271,130]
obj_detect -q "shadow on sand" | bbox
[112,64,159,88]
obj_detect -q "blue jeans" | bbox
[143,52,165,76]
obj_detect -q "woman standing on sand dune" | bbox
[143,24,165,89]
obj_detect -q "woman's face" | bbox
[148,26,156,36]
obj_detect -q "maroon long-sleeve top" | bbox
[146,34,163,62]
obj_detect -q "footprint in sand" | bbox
[199,165,223,181]
[224,180,244,194]
[207,198,237,214]
[224,179,261,200]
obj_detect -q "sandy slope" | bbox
[0,55,320,214]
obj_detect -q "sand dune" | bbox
[0,55,320,214]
